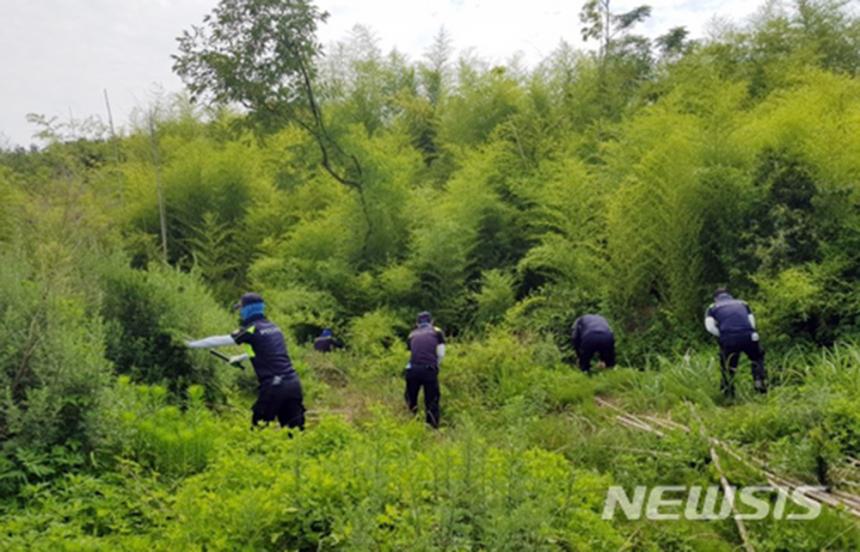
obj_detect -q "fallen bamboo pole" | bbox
[594,397,860,519]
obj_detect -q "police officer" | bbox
[187,292,305,429]
[313,328,343,352]
[405,311,445,428]
[571,314,616,374]
[705,288,767,398]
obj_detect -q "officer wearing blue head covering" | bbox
[705,288,767,398]
[405,311,446,428]
[186,292,305,429]
[314,328,343,352]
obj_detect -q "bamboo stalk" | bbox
[595,397,860,518]
[148,112,168,262]
[689,406,755,552]
[710,444,756,552]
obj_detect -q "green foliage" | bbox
[106,380,218,477]
[0,172,25,241]
[440,64,524,147]
[255,284,341,343]
[3,2,860,549]
[0,247,111,494]
[123,136,270,299]
[347,308,407,357]
[604,106,708,335]
[173,0,326,123]
[100,263,235,401]
[472,269,516,326]
[754,266,821,347]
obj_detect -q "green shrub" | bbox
[100,263,235,401]
[754,266,821,348]
[131,385,218,476]
[0,249,111,494]
[347,308,408,357]
[472,269,516,327]
[159,412,625,551]
[255,284,341,343]
[93,378,218,477]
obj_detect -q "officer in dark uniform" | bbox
[705,288,767,398]
[405,311,445,428]
[571,314,616,374]
[313,328,343,352]
[187,292,305,429]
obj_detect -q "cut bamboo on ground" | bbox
[594,396,860,519]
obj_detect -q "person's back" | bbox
[405,311,445,428]
[313,329,340,353]
[571,314,615,373]
[707,294,754,340]
[234,317,297,385]
[704,288,766,397]
[409,324,445,367]
[577,314,612,338]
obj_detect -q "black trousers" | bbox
[405,364,440,428]
[252,376,305,429]
[718,334,767,397]
[577,332,616,373]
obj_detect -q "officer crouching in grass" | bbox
[187,292,305,429]
[313,328,343,352]
[570,314,616,374]
[405,311,445,428]
[705,287,767,398]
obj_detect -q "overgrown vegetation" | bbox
[2,0,860,549]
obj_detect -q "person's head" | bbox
[321,328,333,337]
[234,292,265,323]
[416,311,432,326]
[713,287,731,300]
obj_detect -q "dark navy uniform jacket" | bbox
[707,293,754,339]
[232,314,297,386]
[408,324,445,367]
[571,314,613,350]
[314,336,342,352]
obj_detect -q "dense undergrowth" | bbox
[3,0,860,549]
[2,340,859,550]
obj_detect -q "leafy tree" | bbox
[579,0,653,118]
[174,0,377,260]
[655,26,692,62]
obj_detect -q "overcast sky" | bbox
[1,0,762,148]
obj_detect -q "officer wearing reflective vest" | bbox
[186,292,305,429]
[705,288,767,398]
[405,311,445,428]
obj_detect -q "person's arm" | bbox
[744,302,756,329]
[745,303,759,341]
[186,335,236,349]
[435,327,446,364]
[403,331,414,370]
[705,316,720,337]
[704,306,720,337]
[571,318,582,351]
[228,353,250,365]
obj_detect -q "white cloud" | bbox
[1,0,763,147]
